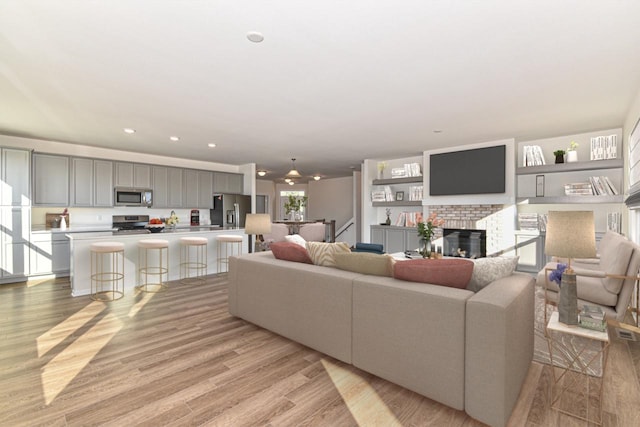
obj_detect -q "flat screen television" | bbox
[429,145,506,195]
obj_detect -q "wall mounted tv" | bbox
[429,145,506,196]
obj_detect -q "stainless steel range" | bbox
[112,215,151,234]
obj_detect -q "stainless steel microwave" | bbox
[114,188,153,207]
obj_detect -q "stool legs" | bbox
[91,249,125,301]
[217,240,242,273]
[181,243,207,284]
[138,246,169,293]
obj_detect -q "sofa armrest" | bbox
[465,272,535,427]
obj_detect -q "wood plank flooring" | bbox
[1,275,639,426]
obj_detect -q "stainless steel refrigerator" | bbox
[210,193,251,228]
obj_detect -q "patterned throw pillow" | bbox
[333,252,395,277]
[467,256,519,292]
[306,242,351,267]
[270,241,313,264]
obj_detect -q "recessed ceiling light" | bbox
[208,143,216,148]
[257,170,267,177]
[124,128,136,134]
[169,136,180,142]
[247,31,264,43]
[313,175,321,181]
[433,130,443,134]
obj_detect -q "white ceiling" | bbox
[1,1,640,182]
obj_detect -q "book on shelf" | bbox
[371,190,386,202]
[607,212,622,233]
[538,214,548,232]
[408,185,423,201]
[384,185,394,201]
[517,213,539,230]
[394,211,423,227]
[564,182,594,196]
[522,145,546,167]
[590,134,618,160]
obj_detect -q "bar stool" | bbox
[217,234,243,273]
[90,242,125,301]
[180,236,208,284]
[138,239,169,293]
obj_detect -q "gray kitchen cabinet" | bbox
[184,169,199,207]
[1,148,31,206]
[115,162,151,188]
[152,166,169,208]
[197,171,213,209]
[370,225,420,253]
[167,167,184,208]
[70,158,113,207]
[1,207,29,281]
[213,172,244,194]
[70,157,94,206]
[33,153,70,206]
[94,160,113,206]
[30,232,70,277]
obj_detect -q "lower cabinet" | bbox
[30,232,70,277]
[370,225,420,254]
[0,207,30,281]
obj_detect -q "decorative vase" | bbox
[566,150,578,163]
[385,215,391,225]
[558,272,579,325]
[420,238,432,258]
[554,154,565,164]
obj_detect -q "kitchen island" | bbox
[67,227,247,297]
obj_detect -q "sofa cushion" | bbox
[284,233,307,248]
[393,258,474,289]
[334,252,394,277]
[467,256,519,292]
[306,241,351,267]
[270,241,313,264]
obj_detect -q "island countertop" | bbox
[68,227,247,297]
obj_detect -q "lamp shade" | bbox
[544,211,596,258]
[244,214,272,236]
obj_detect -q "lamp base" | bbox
[559,272,579,325]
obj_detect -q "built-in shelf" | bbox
[372,200,422,207]
[516,158,623,175]
[517,195,624,204]
[372,176,423,185]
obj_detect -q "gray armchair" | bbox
[537,230,640,322]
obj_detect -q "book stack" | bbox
[371,190,386,202]
[517,213,539,230]
[538,214,548,232]
[564,182,594,196]
[404,163,422,177]
[522,145,546,166]
[607,212,622,233]
[590,134,618,160]
[588,176,619,195]
[394,211,423,227]
[408,185,423,201]
[384,185,394,202]
[579,305,606,332]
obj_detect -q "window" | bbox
[280,190,306,220]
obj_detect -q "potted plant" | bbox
[417,212,445,258]
[566,141,578,163]
[553,149,566,164]
[284,194,308,221]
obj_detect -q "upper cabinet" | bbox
[213,172,243,194]
[70,158,113,207]
[33,153,69,206]
[114,162,151,188]
[184,169,215,208]
[1,148,31,206]
[152,166,184,208]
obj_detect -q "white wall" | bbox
[307,176,354,228]
[623,86,640,240]
[256,179,276,218]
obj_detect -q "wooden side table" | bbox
[546,311,609,425]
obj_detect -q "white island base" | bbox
[68,228,247,297]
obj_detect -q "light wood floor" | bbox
[1,275,639,427]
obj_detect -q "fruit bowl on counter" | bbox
[147,218,165,233]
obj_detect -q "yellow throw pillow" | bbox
[333,252,394,277]
[306,241,351,267]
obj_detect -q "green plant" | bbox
[567,141,578,151]
[553,149,566,156]
[284,194,308,215]
[417,212,445,241]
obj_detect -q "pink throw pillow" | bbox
[270,241,313,264]
[393,258,474,289]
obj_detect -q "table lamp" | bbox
[544,211,597,325]
[244,214,272,252]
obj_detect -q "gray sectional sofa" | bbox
[228,251,535,427]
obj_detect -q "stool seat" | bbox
[138,239,169,249]
[91,241,125,253]
[218,234,243,243]
[180,236,208,245]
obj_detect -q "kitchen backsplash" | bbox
[32,207,210,227]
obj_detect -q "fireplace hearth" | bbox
[443,228,486,258]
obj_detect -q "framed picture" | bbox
[536,175,545,197]
[395,191,404,201]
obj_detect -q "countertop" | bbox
[31,224,226,234]
[67,226,242,241]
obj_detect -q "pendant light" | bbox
[285,158,302,178]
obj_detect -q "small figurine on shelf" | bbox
[385,208,391,225]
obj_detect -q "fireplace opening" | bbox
[443,228,486,259]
